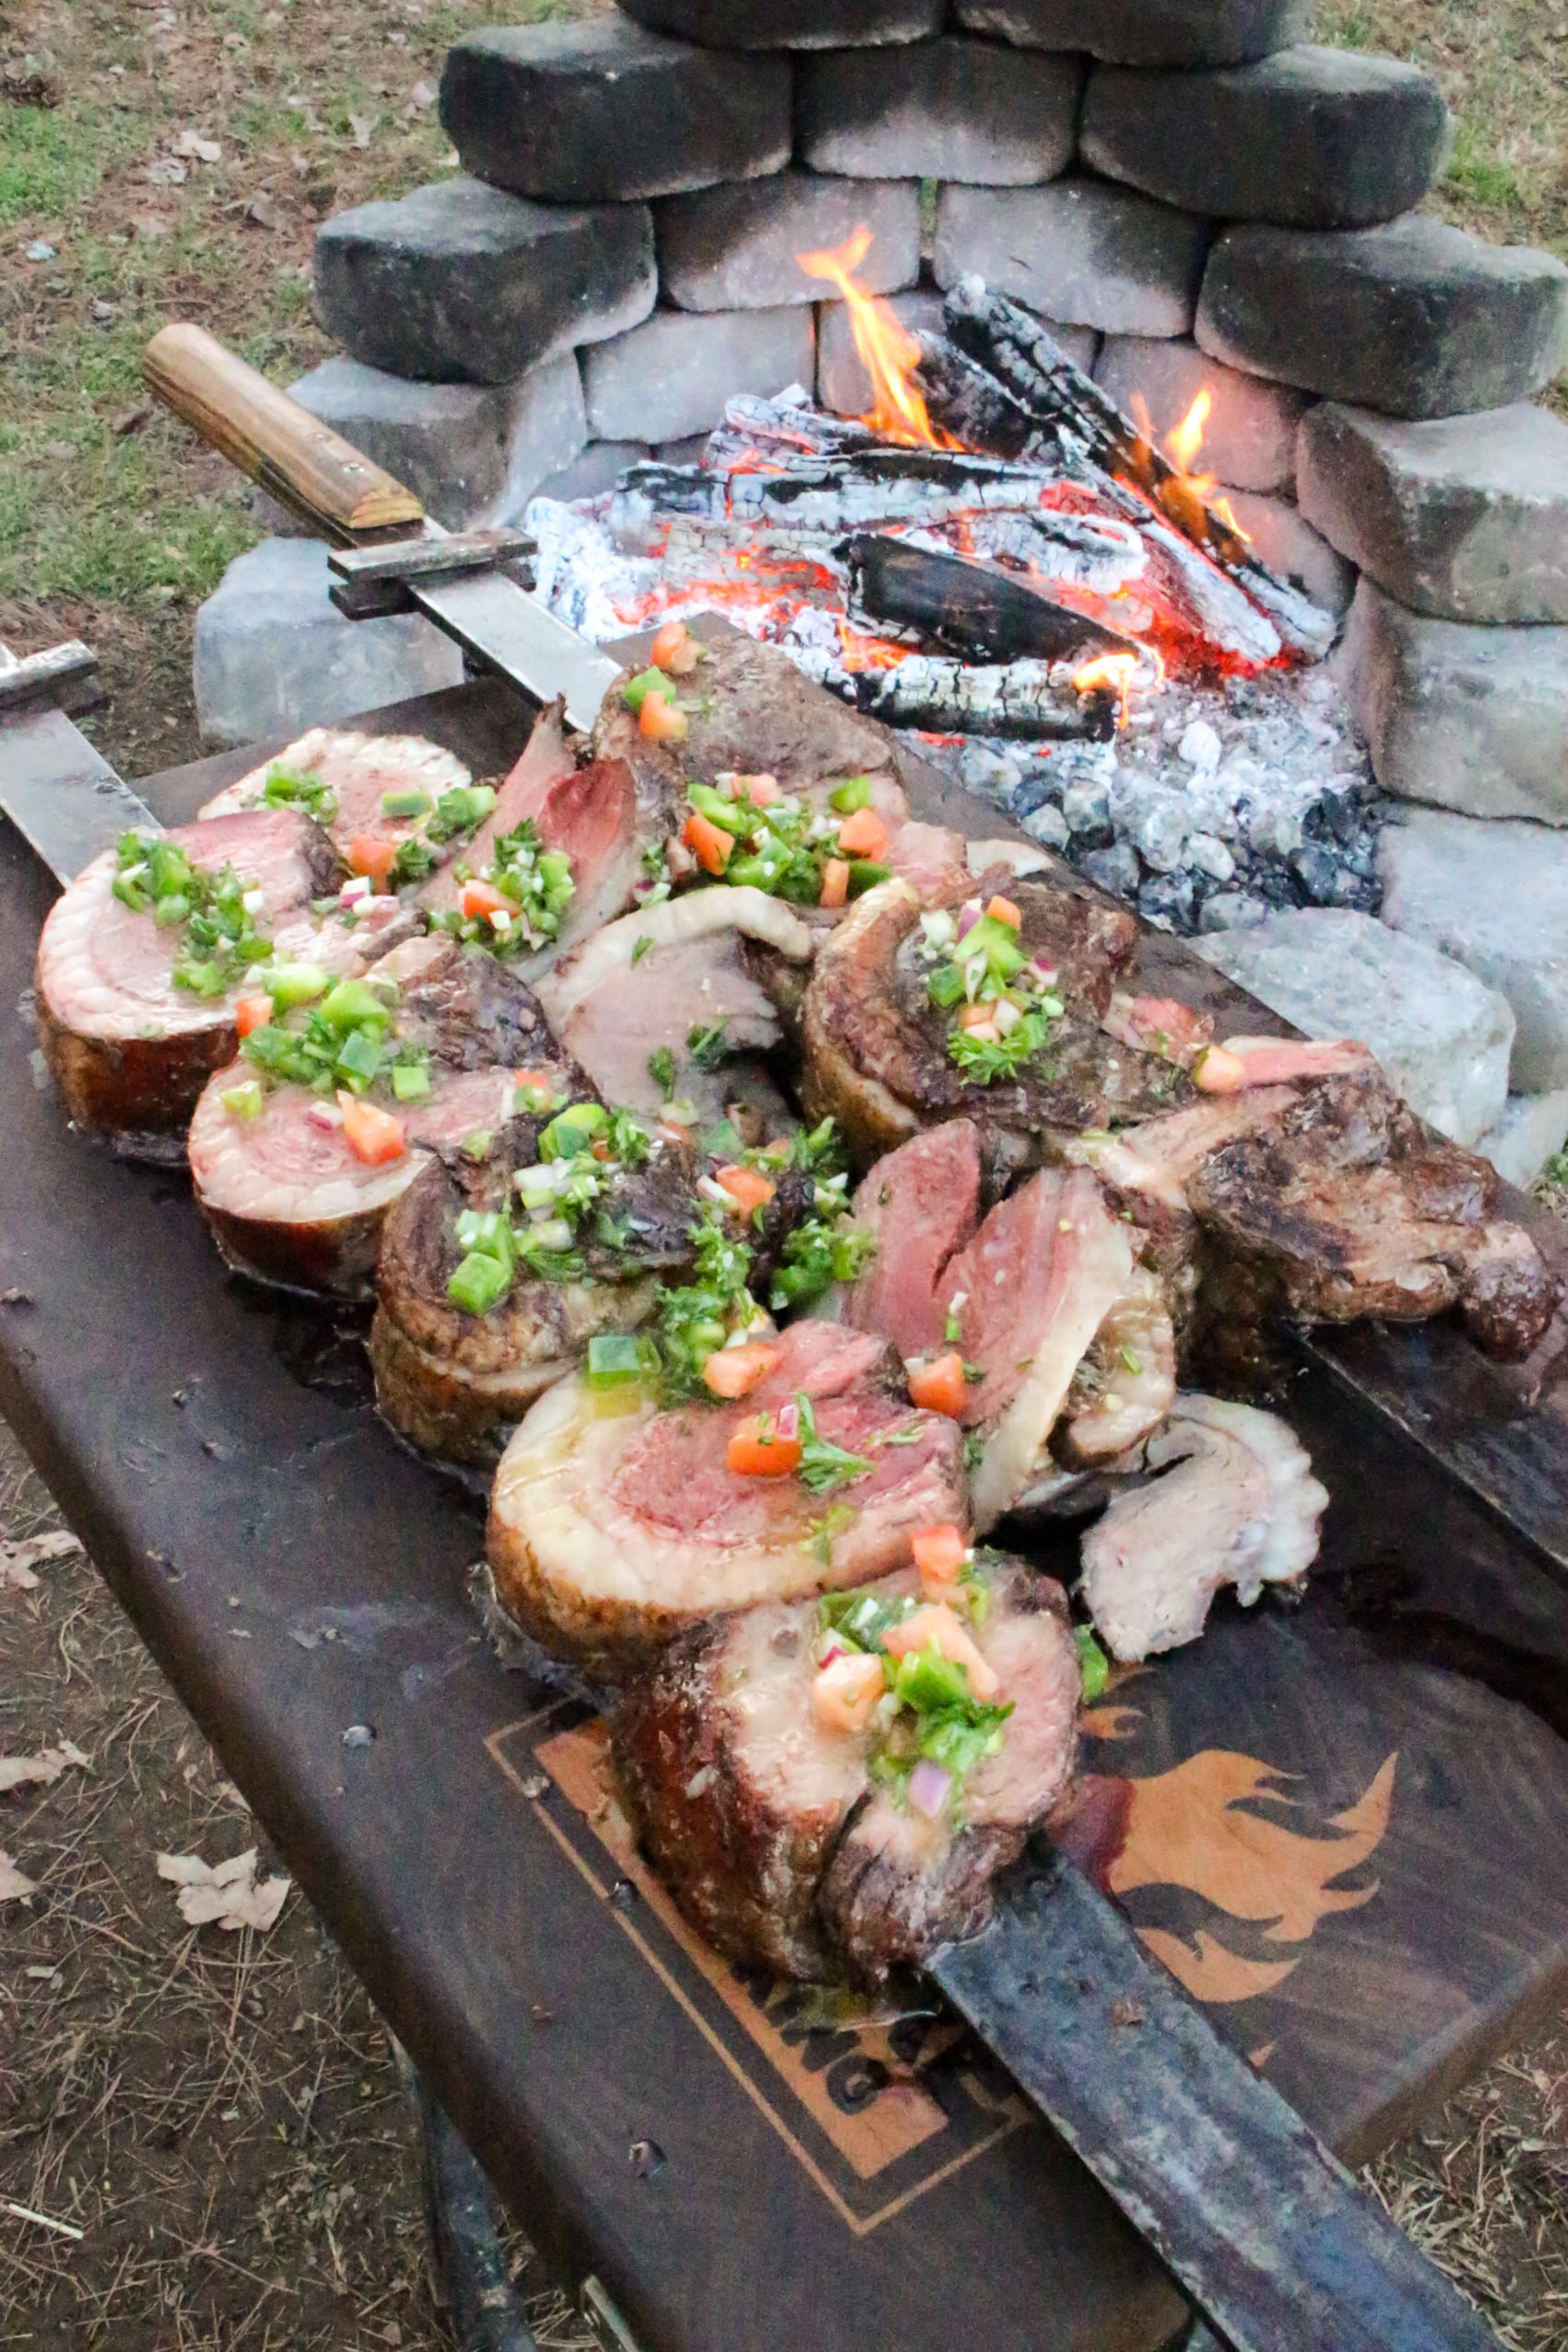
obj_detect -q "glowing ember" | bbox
[795,227,962,451]
[1072,650,1162,729]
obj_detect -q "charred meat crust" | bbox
[367,1307,577,1469]
[616,630,903,802]
[398,943,566,1073]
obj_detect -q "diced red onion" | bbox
[1033,956,1058,980]
[775,1402,799,1442]
[306,1101,343,1132]
[908,1760,953,1820]
[956,899,982,941]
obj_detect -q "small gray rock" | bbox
[582,306,817,444]
[1093,334,1306,492]
[1298,401,1568,627]
[1081,841,1141,899]
[954,0,1310,66]
[440,18,791,203]
[535,440,652,504]
[491,356,590,523]
[1378,808,1568,1091]
[1062,772,1111,835]
[1219,490,1357,618]
[1023,802,1071,850]
[193,539,463,752]
[797,37,1081,185]
[285,358,514,528]
[1200,889,1269,933]
[615,0,943,45]
[1337,580,1568,824]
[1197,215,1568,419]
[935,178,1212,337]
[1474,1091,1568,1191]
[1188,831,1236,882]
[1197,906,1515,1146]
[313,176,655,385]
[1080,47,1450,232]
[657,171,920,312]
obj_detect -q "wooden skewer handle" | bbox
[143,322,424,542]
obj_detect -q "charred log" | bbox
[821,651,1119,741]
[840,535,1136,668]
[927,283,1335,660]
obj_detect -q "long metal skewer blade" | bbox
[932,1851,1501,2352]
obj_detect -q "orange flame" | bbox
[796,227,961,449]
[1071,647,1163,727]
[1153,390,1254,548]
[1167,388,1212,473]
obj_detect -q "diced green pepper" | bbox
[320,978,389,1029]
[380,789,433,819]
[446,1250,513,1317]
[1074,1625,1111,1703]
[333,1028,384,1089]
[847,861,890,896]
[540,1102,609,1160]
[391,1062,432,1102]
[220,1080,264,1121]
[622,667,676,716]
[267,963,330,1011]
[829,775,873,814]
[585,1332,658,1391]
[928,964,967,1009]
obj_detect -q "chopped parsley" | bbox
[793,1393,873,1496]
[686,1019,730,1072]
[259,764,336,823]
[914,903,1065,1089]
[647,1046,677,1098]
[651,1207,759,1396]
[113,831,273,1000]
[1075,1625,1111,1703]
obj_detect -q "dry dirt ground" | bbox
[3,0,1568,2346]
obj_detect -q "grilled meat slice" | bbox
[1079,1396,1328,1662]
[818,1560,1082,1983]
[1057,1266,1178,1468]
[949,1167,1138,1532]
[1066,1088,1300,1270]
[1187,1069,1561,1361]
[801,876,1180,1166]
[199,728,474,860]
[487,1321,967,1679]
[188,940,570,1299]
[845,1120,985,1362]
[372,1114,703,1466]
[36,808,344,1160]
[537,888,815,1121]
[615,1553,1081,1984]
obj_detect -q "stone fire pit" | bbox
[195,0,1568,1185]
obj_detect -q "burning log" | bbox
[924,282,1336,661]
[805,649,1122,742]
[840,535,1136,668]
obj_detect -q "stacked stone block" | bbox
[210,0,1568,1172]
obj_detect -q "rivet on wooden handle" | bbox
[142,322,425,542]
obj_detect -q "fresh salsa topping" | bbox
[113,831,273,1001]
[670,774,891,910]
[445,1103,654,1312]
[386,783,500,888]
[812,1570,1011,1818]
[239,968,428,1116]
[259,763,336,823]
[1075,1624,1111,1702]
[914,898,1065,1086]
[430,820,576,957]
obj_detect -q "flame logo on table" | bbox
[1067,1704,1397,2007]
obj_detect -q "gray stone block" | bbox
[1081,47,1449,232]
[955,0,1312,67]
[1378,808,1568,1092]
[313,176,655,386]
[796,38,1081,185]
[817,288,948,413]
[1197,216,1568,419]
[1196,905,1514,1147]
[654,433,715,466]
[192,538,464,752]
[491,355,590,524]
[536,441,652,504]
[615,0,943,44]
[582,306,817,443]
[1297,401,1568,627]
[934,178,1212,337]
[1475,1091,1568,1190]
[1093,334,1305,491]
[657,172,921,312]
[440,19,791,204]
[1219,490,1356,617]
[1337,579,1568,824]
[285,358,513,528]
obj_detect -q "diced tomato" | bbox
[908,1351,969,1419]
[702,1341,782,1400]
[986,894,1022,929]
[726,1415,803,1477]
[732,773,779,806]
[514,1069,554,1104]
[683,809,733,876]
[337,1091,406,1166]
[1193,1043,1249,1095]
[657,1119,694,1147]
[235,995,273,1039]
[640,693,690,743]
[812,1650,887,1735]
[957,1000,998,1030]
[911,1524,968,1584]
[650,618,701,676]
[818,858,850,910]
[346,834,398,889]
[460,877,512,922]
[882,1603,1000,1701]
[836,807,890,860]
[591,1137,611,1160]
[716,1163,776,1216]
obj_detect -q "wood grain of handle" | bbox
[143,322,425,541]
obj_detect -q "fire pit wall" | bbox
[231,0,1568,1181]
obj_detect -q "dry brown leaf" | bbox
[156,1847,290,1933]
[244,191,286,230]
[0,1741,89,1792]
[0,1850,39,1902]
[1,1530,83,1592]
[173,127,220,162]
